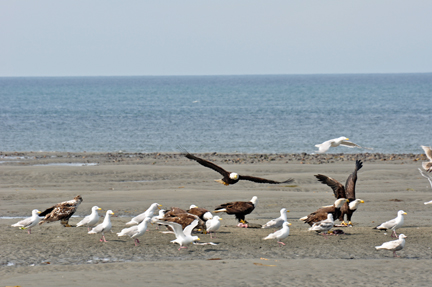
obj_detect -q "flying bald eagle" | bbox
[314,160,364,226]
[182,151,294,186]
[300,198,348,226]
[214,196,257,227]
[39,195,83,227]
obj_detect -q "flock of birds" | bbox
[10,141,432,257]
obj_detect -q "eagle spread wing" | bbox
[315,174,345,198]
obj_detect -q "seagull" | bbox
[308,214,334,238]
[315,137,369,153]
[205,216,222,238]
[156,219,200,250]
[420,145,432,172]
[151,209,166,229]
[76,206,102,231]
[419,168,432,190]
[11,209,41,234]
[374,210,407,237]
[375,234,407,257]
[88,210,115,242]
[126,203,162,225]
[117,217,152,246]
[262,208,289,229]
[263,221,291,246]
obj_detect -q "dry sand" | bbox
[1,151,432,286]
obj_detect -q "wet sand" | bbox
[1,151,432,286]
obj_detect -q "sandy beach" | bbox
[1,151,432,286]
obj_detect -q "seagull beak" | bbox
[219,218,223,221]
[37,211,41,214]
[360,200,365,203]
[98,208,102,210]
[158,205,162,209]
[287,210,290,213]
[111,212,115,215]
[197,238,201,241]
[403,212,407,215]
[288,223,292,226]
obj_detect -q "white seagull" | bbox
[156,219,200,250]
[263,221,291,246]
[88,210,115,242]
[76,206,102,231]
[315,136,367,153]
[126,203,162,225]
[419,168,432,190]
[11,209,42,234]
[117,217,152,246]
[262,208,289,229]
[205,216,222,238]
[375,234,407,257]
[308,213,334,238]
[374,210,407,237]
[420,145,432,172]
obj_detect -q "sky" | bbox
[1,1,432,77]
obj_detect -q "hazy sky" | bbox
[1,1,431,77]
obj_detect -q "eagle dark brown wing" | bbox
[39,206,55,217]
[238,175,294,184]
[302,205,340,226]
[187,207,209,219]
[344,160,363,201]
[184,152,230,177]
[315,174,346,198]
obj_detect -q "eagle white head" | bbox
[229,173,239,180]
[250,196,258,205]
[334,198,348,208]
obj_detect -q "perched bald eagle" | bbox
[39,195,83,227]
[182,151,294,186]
[214,196,257,227]
[300,198,348,226]
[315,160,364,226]
[187,205,213,221]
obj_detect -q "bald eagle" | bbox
[300,198,348,226]
[214,196,257,227]
[314,160,364,226]
[39,195,83,227]
[182,151,294,186]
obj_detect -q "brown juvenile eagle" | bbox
[182,151,294,186]
[314,160,364,226]
[39,195,83,227]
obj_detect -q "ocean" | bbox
[0,74,431,154]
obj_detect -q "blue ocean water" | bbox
[0,74,431,154]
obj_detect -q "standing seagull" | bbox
[315,136,368,153]
[375,234,407,257]
[88,210,115,242]
[117,217,152,246]
[76,206,102,231]
[126,203,162,225]
[263,221,291,246]
[156,219,200,250]
[315,160,364,226]
[374,210,407,238]
[206,216,222,238]
[181,150,293,186]
[11,209,42,234]
[262,208,289,229]
[214,196,257,227]
[39,195,83,227]
[308,214,335,238]
[420,145,432,172]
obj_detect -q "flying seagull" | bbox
[156,219,200,250]
[315,137,370,153]
[420,145,432,172]
[181,150,294,186]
